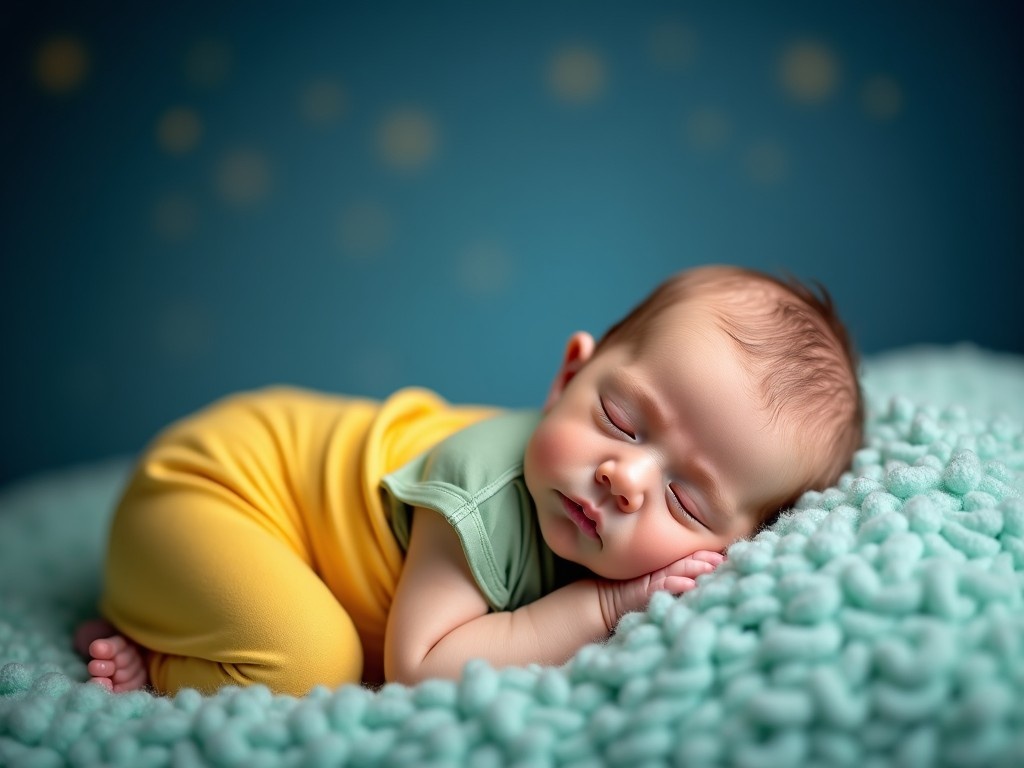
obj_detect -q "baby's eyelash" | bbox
[599,398,635,439]
[669,487,707,529]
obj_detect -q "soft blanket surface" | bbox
[2,344,1023,767]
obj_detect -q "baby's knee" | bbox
[286,631,364,694]
[254,607,365,695]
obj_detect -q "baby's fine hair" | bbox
[596,265,863,523]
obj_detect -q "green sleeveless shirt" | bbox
[381,410,561,611]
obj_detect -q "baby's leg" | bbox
[73,620,148,692]
[101,456,365,696]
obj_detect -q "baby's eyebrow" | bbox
[608,371,672,427]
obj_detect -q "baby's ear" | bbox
[543,332,595,410]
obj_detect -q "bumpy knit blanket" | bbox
[1,344,1022,767]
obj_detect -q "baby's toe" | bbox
[89,635,128,661]
[111,657,141,685]
[113,647,138,669]
[73,620,114,656]
[113,667,148,692]
[88,659,115,678]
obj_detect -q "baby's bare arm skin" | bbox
[384,507,722,685]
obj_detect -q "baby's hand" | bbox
[597,550,725,630]
[645,550,725,595]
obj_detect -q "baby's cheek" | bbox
[528,422,578,469]
[629,523,703,575]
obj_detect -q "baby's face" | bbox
[524,299,809,580]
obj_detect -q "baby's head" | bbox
[524,265,862,580]
[597,265,863,495]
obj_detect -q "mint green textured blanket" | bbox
[2,345,1022,767]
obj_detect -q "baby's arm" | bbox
[384,507,721,684]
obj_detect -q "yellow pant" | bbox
[100,387,494,696]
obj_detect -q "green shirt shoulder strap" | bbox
[381,410,556,611]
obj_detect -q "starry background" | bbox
[1,1,1021,487]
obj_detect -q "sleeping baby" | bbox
[75,264,863,695]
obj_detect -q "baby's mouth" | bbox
[559,493,600,540]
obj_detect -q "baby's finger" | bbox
[664,558,716,579]
[688,550,726,566]
[659,576,699,594]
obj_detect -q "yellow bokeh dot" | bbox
[185,38,233,89]
[685,107,732,151]
[547,45,607,105]
[649,22,698,72]
[34,34,90,93]
[156,107,203,154]
[861,74,904,121]
[779,41,840,103]
[457,243,514,298]
[153,194,200,240]
[299,78,348,127]
[215,149,272,208]
[376,108,438,171]
[337,202,395,258]
[745,140,789,185]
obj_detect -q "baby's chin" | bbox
[555,549,658,582]
[537,516,676,581]
[594,549,703,581]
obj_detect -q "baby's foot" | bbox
[73,619,149,692]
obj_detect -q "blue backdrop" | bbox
[2,1,1021,486]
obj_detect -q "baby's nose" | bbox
[596,455,653,513]
[614,487,643,514]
